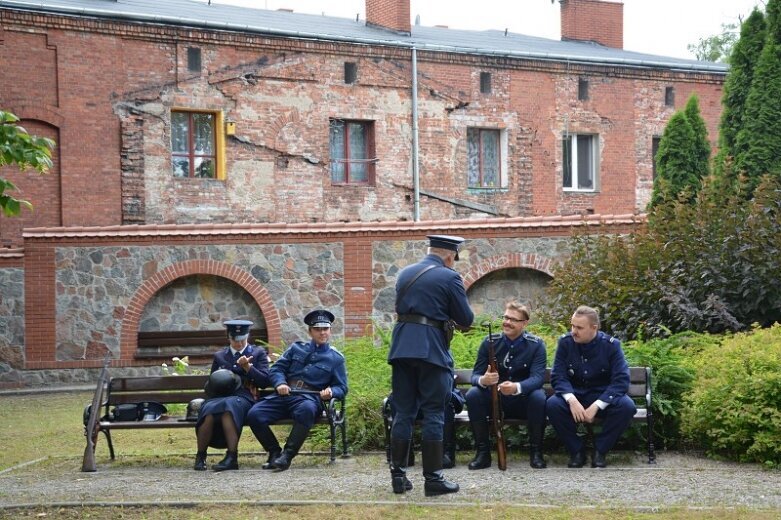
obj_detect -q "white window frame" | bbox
[562,133,599,192]
[466,127,509,189]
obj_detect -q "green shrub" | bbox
[681,324,781,467]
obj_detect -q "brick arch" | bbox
[462,253,556,290]
[3,101,65,128]
[118,260,282,361]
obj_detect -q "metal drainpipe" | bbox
[411,46,420,221]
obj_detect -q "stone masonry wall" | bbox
[0,267,25,370]
[54,243,343,361]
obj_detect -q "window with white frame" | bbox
[329,119,375,185]
[562,134,598,191]
[467,127,506,188]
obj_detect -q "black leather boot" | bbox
[193,451,207,471]
[252,424,282,470]
[442,421,456,469]
[212,450,238,471]
[467,419,492,470]
[422,440,459,497]
[528,421,547,469]
[272,422,310,472]
[389,437,413,494]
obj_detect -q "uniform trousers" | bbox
[390,358,453,441]
[465,386,546,426]
[246,394,321,429]
[546,392,636,455]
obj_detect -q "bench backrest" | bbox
[453,367,650,404]
[106,375,210,406]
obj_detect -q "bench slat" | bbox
[109,376,209,393]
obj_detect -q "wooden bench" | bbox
[383,366,655,464]
[82,372,348,471]
[135,329,268,361]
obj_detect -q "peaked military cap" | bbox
[304,309,335,328]
[224,319,253,340]
[427,234,465,260]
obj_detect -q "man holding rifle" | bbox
[465,301,548,470]
[247,309,348,471]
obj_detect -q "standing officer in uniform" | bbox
[388,235,474,497]
[246,309,348,472]
[194,319,271,471]
[546,305,636,468]
[466,301,548,470]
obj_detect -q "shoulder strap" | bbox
[397,264,438,303]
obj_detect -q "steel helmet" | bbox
[185,398,205,421]
[204,369,242,398]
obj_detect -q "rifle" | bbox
[486,320,507,471]
[81,356,111,472]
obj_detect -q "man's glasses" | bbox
[502,315,528,324]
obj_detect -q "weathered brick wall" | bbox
[0,9,724,247]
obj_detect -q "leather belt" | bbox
[397,313,445,330]
[287,379,319,391]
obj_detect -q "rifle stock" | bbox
[486,324,507,471]
[81,356,110,472]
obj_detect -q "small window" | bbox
[344,62,357,84]
[467,128,504,188]
[562,134,598,191]
[171,110,217,178]
[652,136,661,180]
[578,78,589,101]
[665,86,675,107]
[329,119,375,185]
[187,47,201,73]
[480,72,492,94]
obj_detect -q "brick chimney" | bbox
[560,0,623,49]
[365,0,411,35]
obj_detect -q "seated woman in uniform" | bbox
[194,319,270,471]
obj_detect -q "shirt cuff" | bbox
[595,399,608,410]
[563,393,575,403]
[512,383,522,395]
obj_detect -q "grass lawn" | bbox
[0,392,778,520]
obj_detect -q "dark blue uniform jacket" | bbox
[470,332,547,393]
[388,254,474,370]
[550,331,630,406]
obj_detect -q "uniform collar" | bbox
[230,346,247,357]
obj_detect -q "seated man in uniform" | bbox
[246,309,348,471]
[465,301,548,470]
[194,319,271,471]
[546,305,636,468]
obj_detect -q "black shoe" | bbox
[261,448,282,470]
[467,449,491,470]
[423,472,459,497]
[442,452,455,469]
[212,451,238,472]
[567,449,587,468]
[193,452,207,471]
[391,474,414,494]
[271,449,295,472]
[592,451,607,468]
[529,448,547,469]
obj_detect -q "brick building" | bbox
[0,0,726,383]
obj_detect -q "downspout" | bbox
[411,46,420,221]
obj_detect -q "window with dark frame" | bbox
[652,136,661,180]
[578,78,589,101]
[329,119,375,185]
[187,47,201,73]
[665,86,675,107]
[171,111,216,178]
[344,62,357,84]
[562,134,597,191]
[480,72,492,94]
[467,127,502,188]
